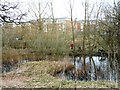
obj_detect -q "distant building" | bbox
[11,18,96,33]
[42,18,81,32]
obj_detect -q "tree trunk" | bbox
[91,57,97,80]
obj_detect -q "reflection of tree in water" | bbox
[58,56,118,81]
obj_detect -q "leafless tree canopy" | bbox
[0,1,27,24]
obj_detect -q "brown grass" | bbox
[2,61,117,88]
[47,60,74,76]
[2,48,46,65]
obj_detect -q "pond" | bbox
[1,56,118,82]
[58,56,117,81]
[1,59,31,73]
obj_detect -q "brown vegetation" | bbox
[2,48,46,65]
[47,61,74,76]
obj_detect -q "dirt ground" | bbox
[1,65,31,88]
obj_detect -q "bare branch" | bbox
[0,2,19,11]
[0,1,27,24]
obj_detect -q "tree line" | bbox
[1,0,120,83]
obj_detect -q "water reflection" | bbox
[61,56,117,81]
[1,59,30,73]
[1,56,118,81]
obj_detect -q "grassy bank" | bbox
[2,48,65,65]
[2,60,118,88]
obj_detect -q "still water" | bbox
[1,56,117,81]
[59,56,117,81]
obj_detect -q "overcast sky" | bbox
[1,0,118,20]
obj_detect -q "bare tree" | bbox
[0,1,27,24]
[50,2,55,31]
[68,0,76,82]
[98,0,120,84]
[81,0,88,81]
[29,1,50,32]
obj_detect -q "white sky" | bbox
[1,0,118,20]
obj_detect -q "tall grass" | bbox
[2,24,74,64]
[28,30,72,56]
[2,23,86,64]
